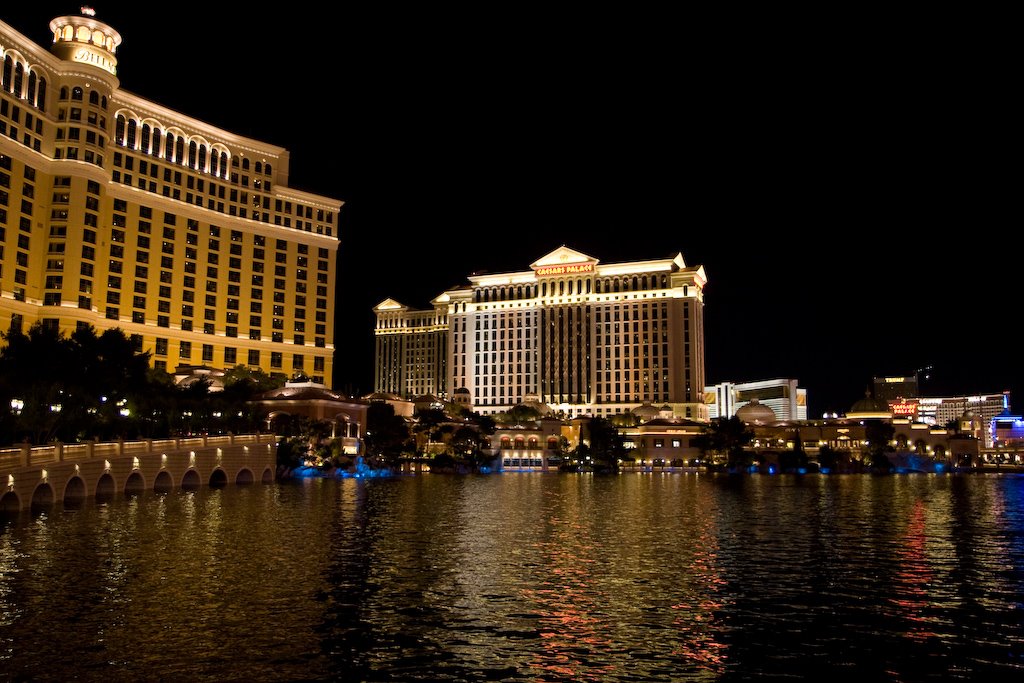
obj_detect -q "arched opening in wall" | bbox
[267,412,296,436]
[95,472,116,502]
[0,491,21,513]
[236,468,254,485]
[63,476,87,509]
[182,469,201,490]
[125,472,145,496]
[261,467,275,484]
[209,469,228,488]
[31,483,54,511]
[154,470,174,493]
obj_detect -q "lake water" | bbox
[2,472,1023,682]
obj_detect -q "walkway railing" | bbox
[0,433,275,471]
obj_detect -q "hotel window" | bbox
[271,352,283,368]
[179,341,191,358]
[202,344,214,362]
[224,347,237,364]
[247,350,259,366]
[155,338,168,355]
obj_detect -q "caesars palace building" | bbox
[374,246,709,421]
[0,12,339,385]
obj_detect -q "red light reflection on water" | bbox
[669,526,729,673]
[524,552,610,679]
[521,521,616,681]
[891,500,936,641]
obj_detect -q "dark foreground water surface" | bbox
[2,473,1023,682]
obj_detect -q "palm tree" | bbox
[864,420,895,473]
[692,415,755,472]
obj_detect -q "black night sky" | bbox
[3,6,1014,416]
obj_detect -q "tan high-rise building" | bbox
[374,246,709,420]
[0,11,340,385]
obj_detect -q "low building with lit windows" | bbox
[1,11,339,386]
[374,245,709,421]
[619,417,705,468]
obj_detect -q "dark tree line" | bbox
[0,322,279,445]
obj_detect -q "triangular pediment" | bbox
[531,246,598,270]
[374,298,406,311]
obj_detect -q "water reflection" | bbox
[1,474,1023,681]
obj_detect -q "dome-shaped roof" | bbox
[960,409,983,428]
[849,390,889,415]
[736,398,776,425]
[632,402,660,420]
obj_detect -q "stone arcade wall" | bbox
[0,434,278,512]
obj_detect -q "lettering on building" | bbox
[534,263,595,276]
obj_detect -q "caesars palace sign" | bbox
[533,262,595,276]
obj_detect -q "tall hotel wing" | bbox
[0,12,340,386]
[375,246,709,421]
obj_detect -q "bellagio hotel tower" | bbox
[375,246,709,421]
[0,11,340,385]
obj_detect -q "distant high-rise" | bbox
[0,12,340,385]
[374,246,709,420]
[705,378,807,422]
[873,375,919,401]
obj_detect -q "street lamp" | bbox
[10,398,24,415]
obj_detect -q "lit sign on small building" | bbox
[890,399,919,417]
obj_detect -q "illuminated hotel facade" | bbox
[0,12,340,385]
[374,246,709,420]
[889,392,1010,448]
